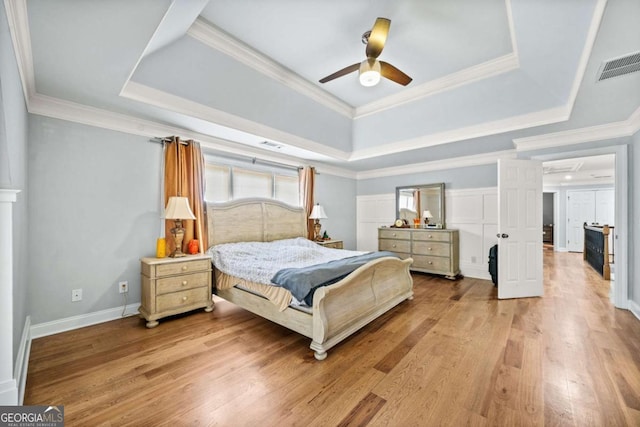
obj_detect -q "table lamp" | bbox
[165,196,196,257]
[423,210,433,226]
[309,204,327,241]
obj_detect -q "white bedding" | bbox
[208,237,366,287]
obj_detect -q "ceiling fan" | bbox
[319,17,412,87]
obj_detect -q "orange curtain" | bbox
[299,166,315,240]
[164,137,208,254]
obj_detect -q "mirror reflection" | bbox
[396,183,445,228]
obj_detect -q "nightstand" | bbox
[316,239,344,249]
[139,254,213,328]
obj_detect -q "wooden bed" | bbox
[207,198,414,360]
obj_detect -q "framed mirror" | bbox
[395,183,445,228]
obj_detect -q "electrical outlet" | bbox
[119,281,128,293]
[72,288,82,302]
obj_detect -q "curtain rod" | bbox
[149,136,308,172]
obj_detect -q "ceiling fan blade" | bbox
[319,63,360,83]
[380,61,412,86]
[365,17,391,59]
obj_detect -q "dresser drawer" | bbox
[412,255,451,272]
[379,229,411,240]
[156,287,210,313]
[413,231,451,243]
[156,271,210,295]
[155,259,211,277]
[379,239,411,253]
[412,241,450,257]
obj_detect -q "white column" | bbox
[0,189,20,404]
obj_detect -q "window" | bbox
[204,160,300,206]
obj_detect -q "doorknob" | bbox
[496,233,501,238]
[501,233,509,238]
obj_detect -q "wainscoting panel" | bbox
[357,188,497,280]
[356,194,395,252]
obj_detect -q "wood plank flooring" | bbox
[25,250,640,426]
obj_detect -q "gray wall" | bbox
[357,163,497,196]
[1,3,29,369]
[632,131,639,305]
[28,116,162,323]
[315,173,357,250]
[543,193,554,225]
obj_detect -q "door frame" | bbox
[529,144,628,309]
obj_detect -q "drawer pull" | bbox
[428,234,433,238]
[392,244,396,248]
[428,247,432,251]
[182,296,188,302]
[392,233,397,237]
[428,261,433,265]
[182,281,187,286]
[182,266,188,271]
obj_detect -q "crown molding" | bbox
[514,106,640,152]
[120,81,351,161]
[356,149,516,180]
[4,0,34,102]
[350,106,568,161]
[354,53,519,119]
[28,93,355,177]
[564,0,608,114]
[187,17,354,119]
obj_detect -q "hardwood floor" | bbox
[25,251,640,426]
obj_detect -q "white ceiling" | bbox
[7,0,640,174]
[543,154,615,186]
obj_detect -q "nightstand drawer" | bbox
[155,259,210,277]
[156,271,210,295]
[412,241,450,257]
[379,229,411,240]
[412,255,451,272]
[379,239,411,253]
[156,287,210,313]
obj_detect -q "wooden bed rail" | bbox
[583,223,612,280]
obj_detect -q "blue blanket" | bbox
[271,251,399,306]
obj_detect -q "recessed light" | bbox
[565,175,572,180]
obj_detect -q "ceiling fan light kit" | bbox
[359,59,381,86]
[319,17,412,88]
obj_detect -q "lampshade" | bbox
[309,204,328,220]
[359,59,381,87]
[165,196,196,220]
[423,210,433,219]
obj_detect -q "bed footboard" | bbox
[310,257,413,360]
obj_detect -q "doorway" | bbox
[537,147,627,310]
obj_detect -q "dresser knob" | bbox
[392,233,397,237]
[182,266,188,271]
[428,261,433,265]
[392,244,396,248]
[428,235,433,238]
[182,281,187,286]
[428,247,432,251]
[182,296,188,301]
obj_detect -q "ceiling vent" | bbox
[597,51,640,82]
[260,141,282,149]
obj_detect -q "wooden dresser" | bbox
[139,254,213,328]
[378,228,460,279]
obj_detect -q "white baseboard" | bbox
[555,247,569,252]
[629,300,640,322]
[0,379,18,405]
[14,316,31,405]
[30,303,140,339]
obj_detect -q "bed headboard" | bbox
[206,198,308,246]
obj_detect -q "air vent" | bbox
[260,141,282,149]
[597,51,640,82]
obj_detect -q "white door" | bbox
[567,191,595,252]
[497,159,543,299]
[595,189,614,226]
